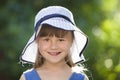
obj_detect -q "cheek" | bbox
[60,42,72,51]
[38,41,47,52]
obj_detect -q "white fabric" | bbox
[34,6,75,27]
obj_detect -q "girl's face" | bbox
[37,31,73,64]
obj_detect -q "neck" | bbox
[40,61,71,71]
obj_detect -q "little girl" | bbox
[19,6,89,80]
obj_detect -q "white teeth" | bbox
[48,52,61,56]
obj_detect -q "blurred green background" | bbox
[0,0,120,80]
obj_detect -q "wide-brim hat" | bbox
[20,6,88,64]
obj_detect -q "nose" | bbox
[50,38,58,50]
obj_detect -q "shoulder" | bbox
[19,74,26,80]
[83,74,89,80]
[73,72,89,80]
[19,69,34,80]
[71,66,89,80]
[23,68,34,75]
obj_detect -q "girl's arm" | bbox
[84,74,89,80]
[19,74,25,80]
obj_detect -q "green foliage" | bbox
[0,0,120,80]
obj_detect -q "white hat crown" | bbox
[34,6,75,28]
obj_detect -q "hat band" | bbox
[35,14,74,32]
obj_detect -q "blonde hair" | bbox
[34,24,75,69]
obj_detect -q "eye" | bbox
[44,38,49,41]
[58,38,65,41]
[41,37,50,41]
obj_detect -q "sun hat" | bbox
[20,6,88,64]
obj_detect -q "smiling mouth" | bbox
[48,52,61,56]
